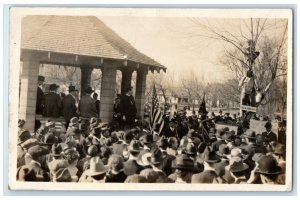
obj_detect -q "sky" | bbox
[99,16,287,84]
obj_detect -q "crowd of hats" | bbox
[16,113,286,184]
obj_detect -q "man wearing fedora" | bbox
[43,83,61,118]
[62,85,79,128]
[79,157,108,183]
[262,122,277,143]
[169,154,196,183]
[78,86,98,119]
[124,140,143,176]
[191,147,221,183]
[36,75,45,115]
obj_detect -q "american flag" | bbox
[149,85,165,135]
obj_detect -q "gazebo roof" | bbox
[21,15,166,70]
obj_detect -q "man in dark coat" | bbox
[161,122,177,138]
[120,87,137,127]
[262,122,277,143]
[43,84,61,118]
[78,87,98,118]
[36,76,45,115]
[62,86,78,128]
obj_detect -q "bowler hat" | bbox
[256,155,281,175]
[38,75,45,82]
[128,140,143,153]
[172,154,195,170]
[229,157,249,173]
[49,83,59,91]
[88,157,108,176]
[85,86,94,94]
[53,168,72,182]
[265,122,272,128]
[69,85,78,92]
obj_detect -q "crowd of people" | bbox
[17,105,287,184]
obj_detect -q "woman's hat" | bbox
[229,157,249,173]
[256,155,281,175]
[87,157,108,176]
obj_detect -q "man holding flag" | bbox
[149,85,165,136]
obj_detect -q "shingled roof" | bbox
[21,15,165,70]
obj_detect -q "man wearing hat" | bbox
[120,86,137,128]
[191,147,221,183]
[36,75,45,115]
[161,122,177,138]
[255,155,283,184]
[79,157,108,183]
[262,122,277,143]
[62,85,78,128]
[124,140,143,176]
[78,86,98,118]
[211,129,226,152]
[168,154,196,183]
[43,83,61,118]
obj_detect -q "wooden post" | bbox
[19,58,40,132]
[99,65,117,122]
[135,68,148,118]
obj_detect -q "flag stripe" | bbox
[150,86,164,135]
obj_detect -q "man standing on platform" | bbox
[62,85,78,128]
[36,75,45,115]
[120,86,137,128]
[79,87,98,119]
[43,83,61,118]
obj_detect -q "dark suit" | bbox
[162,126,177,138]
[62,94,77,123]
[78,94,98,118]
[120,94,137,127]
[262,131,277,143]
[36,86,44,114]
[43,92,61,118]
